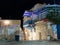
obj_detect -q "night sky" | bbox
[0,0,60,19]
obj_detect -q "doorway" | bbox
[39,32,41,40]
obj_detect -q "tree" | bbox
[46,7,60,24]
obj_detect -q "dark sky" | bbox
[0,0,60,19]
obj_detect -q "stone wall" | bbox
[35,21,48,40]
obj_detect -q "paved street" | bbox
[0,40,60,45]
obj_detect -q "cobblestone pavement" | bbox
[0,40,60,45]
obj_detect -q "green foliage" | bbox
[46,8,60,24]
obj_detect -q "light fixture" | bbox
[3,20,11,25]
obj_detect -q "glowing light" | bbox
[3,20,11,25]
[32,31,36,40]
[29,30,36,40]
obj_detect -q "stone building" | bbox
[0,20,21,40]
[23,3,59,40]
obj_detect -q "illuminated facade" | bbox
[35,21,48,40]
[0,20,21,40]
[23,18,54,40]
[23,4,60,40]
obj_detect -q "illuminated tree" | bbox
[46,7,60,24]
